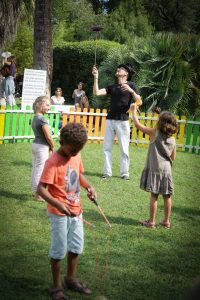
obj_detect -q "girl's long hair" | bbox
[157,111,178,138]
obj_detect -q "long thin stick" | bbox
[87,188,111,228]
[94,36,97,66]
[78,216,95,228]
[91,26,103,67]
[96,204,112,228]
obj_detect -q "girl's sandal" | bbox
[139,220,156,228]
[48,287,69,300]
[159,221,171,229]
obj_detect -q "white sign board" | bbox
[21,69,47,110]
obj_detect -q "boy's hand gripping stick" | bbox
[87,188,111,228]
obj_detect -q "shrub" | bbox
[52,40,122,105]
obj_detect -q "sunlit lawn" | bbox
[0,142,200,300]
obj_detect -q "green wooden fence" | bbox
[0,105,199,154]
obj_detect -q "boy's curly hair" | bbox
[60,122,88,146]
[157,111,178,138]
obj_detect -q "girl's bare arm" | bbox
[130,103,155,138]
[170,142,176,160]
[42,124,54,151]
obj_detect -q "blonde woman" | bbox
[31,96,54,201]
[72,82,86,109]
[51,87,65,105]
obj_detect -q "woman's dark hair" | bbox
[7,55,16,64]
[55,87,62,92]
[80,95,90,111]
[78,82,84,88]
[0,65,11,77]
[152,106,161,114]
[60,122,88,146]
[157,111,178,138]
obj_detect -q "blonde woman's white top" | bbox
[51,96,65,105]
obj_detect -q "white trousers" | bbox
[6,94,16,106]
[103,119,130,177]
[31,143,49,192]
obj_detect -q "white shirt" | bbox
[51,95,65,105]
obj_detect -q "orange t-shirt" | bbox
[40,151,84,216]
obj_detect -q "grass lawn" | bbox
[0,142,200,300]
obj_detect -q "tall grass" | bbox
[0,143,200,300]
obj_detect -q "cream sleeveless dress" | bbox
[140,131,175,195]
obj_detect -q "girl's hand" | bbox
[130,103,137,113]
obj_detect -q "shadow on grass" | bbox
[0,190,30,201]
[84,171,102,177]
[84,171,130,180]
[173,205,200,217]
[12,160,32,167]
[0,273,48,300]
[84,208,138,226]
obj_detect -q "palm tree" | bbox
[137,33,200,116]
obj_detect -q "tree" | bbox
[96,33,200,116]
[88,0,104,14]
[101,0,122,13]
[33,0,53,96]
[143,0,200,34]
[0,0,33,51]
[52,0,105,44]
[5,24,34,73]
[133,33,200,116]
[103,0,152,44]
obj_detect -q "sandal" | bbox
[63,277,91,295]
[48,287,69,300]
[139,220,156,228]
[159,221,171,229]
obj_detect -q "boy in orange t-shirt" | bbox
[38,122,97,299]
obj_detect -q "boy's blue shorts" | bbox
[48,212,84,259]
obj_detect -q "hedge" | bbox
[52,40,122,104]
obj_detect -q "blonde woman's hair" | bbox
[33,96,50,113]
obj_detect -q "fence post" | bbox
[185,121,193,153]
[87,108,94,143]
[81,108,88,128]
[4,108,11,144]
[138,112,145,147]
[0,106,6,144]
[24,107,31,143]
[93,108,100,144]
[16,111,24,143]
[144,113,151,147]
[177,115,186,151]
[192,118,200,154]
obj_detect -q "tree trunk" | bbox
[0,0,21,51]
[33,0,53,96]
